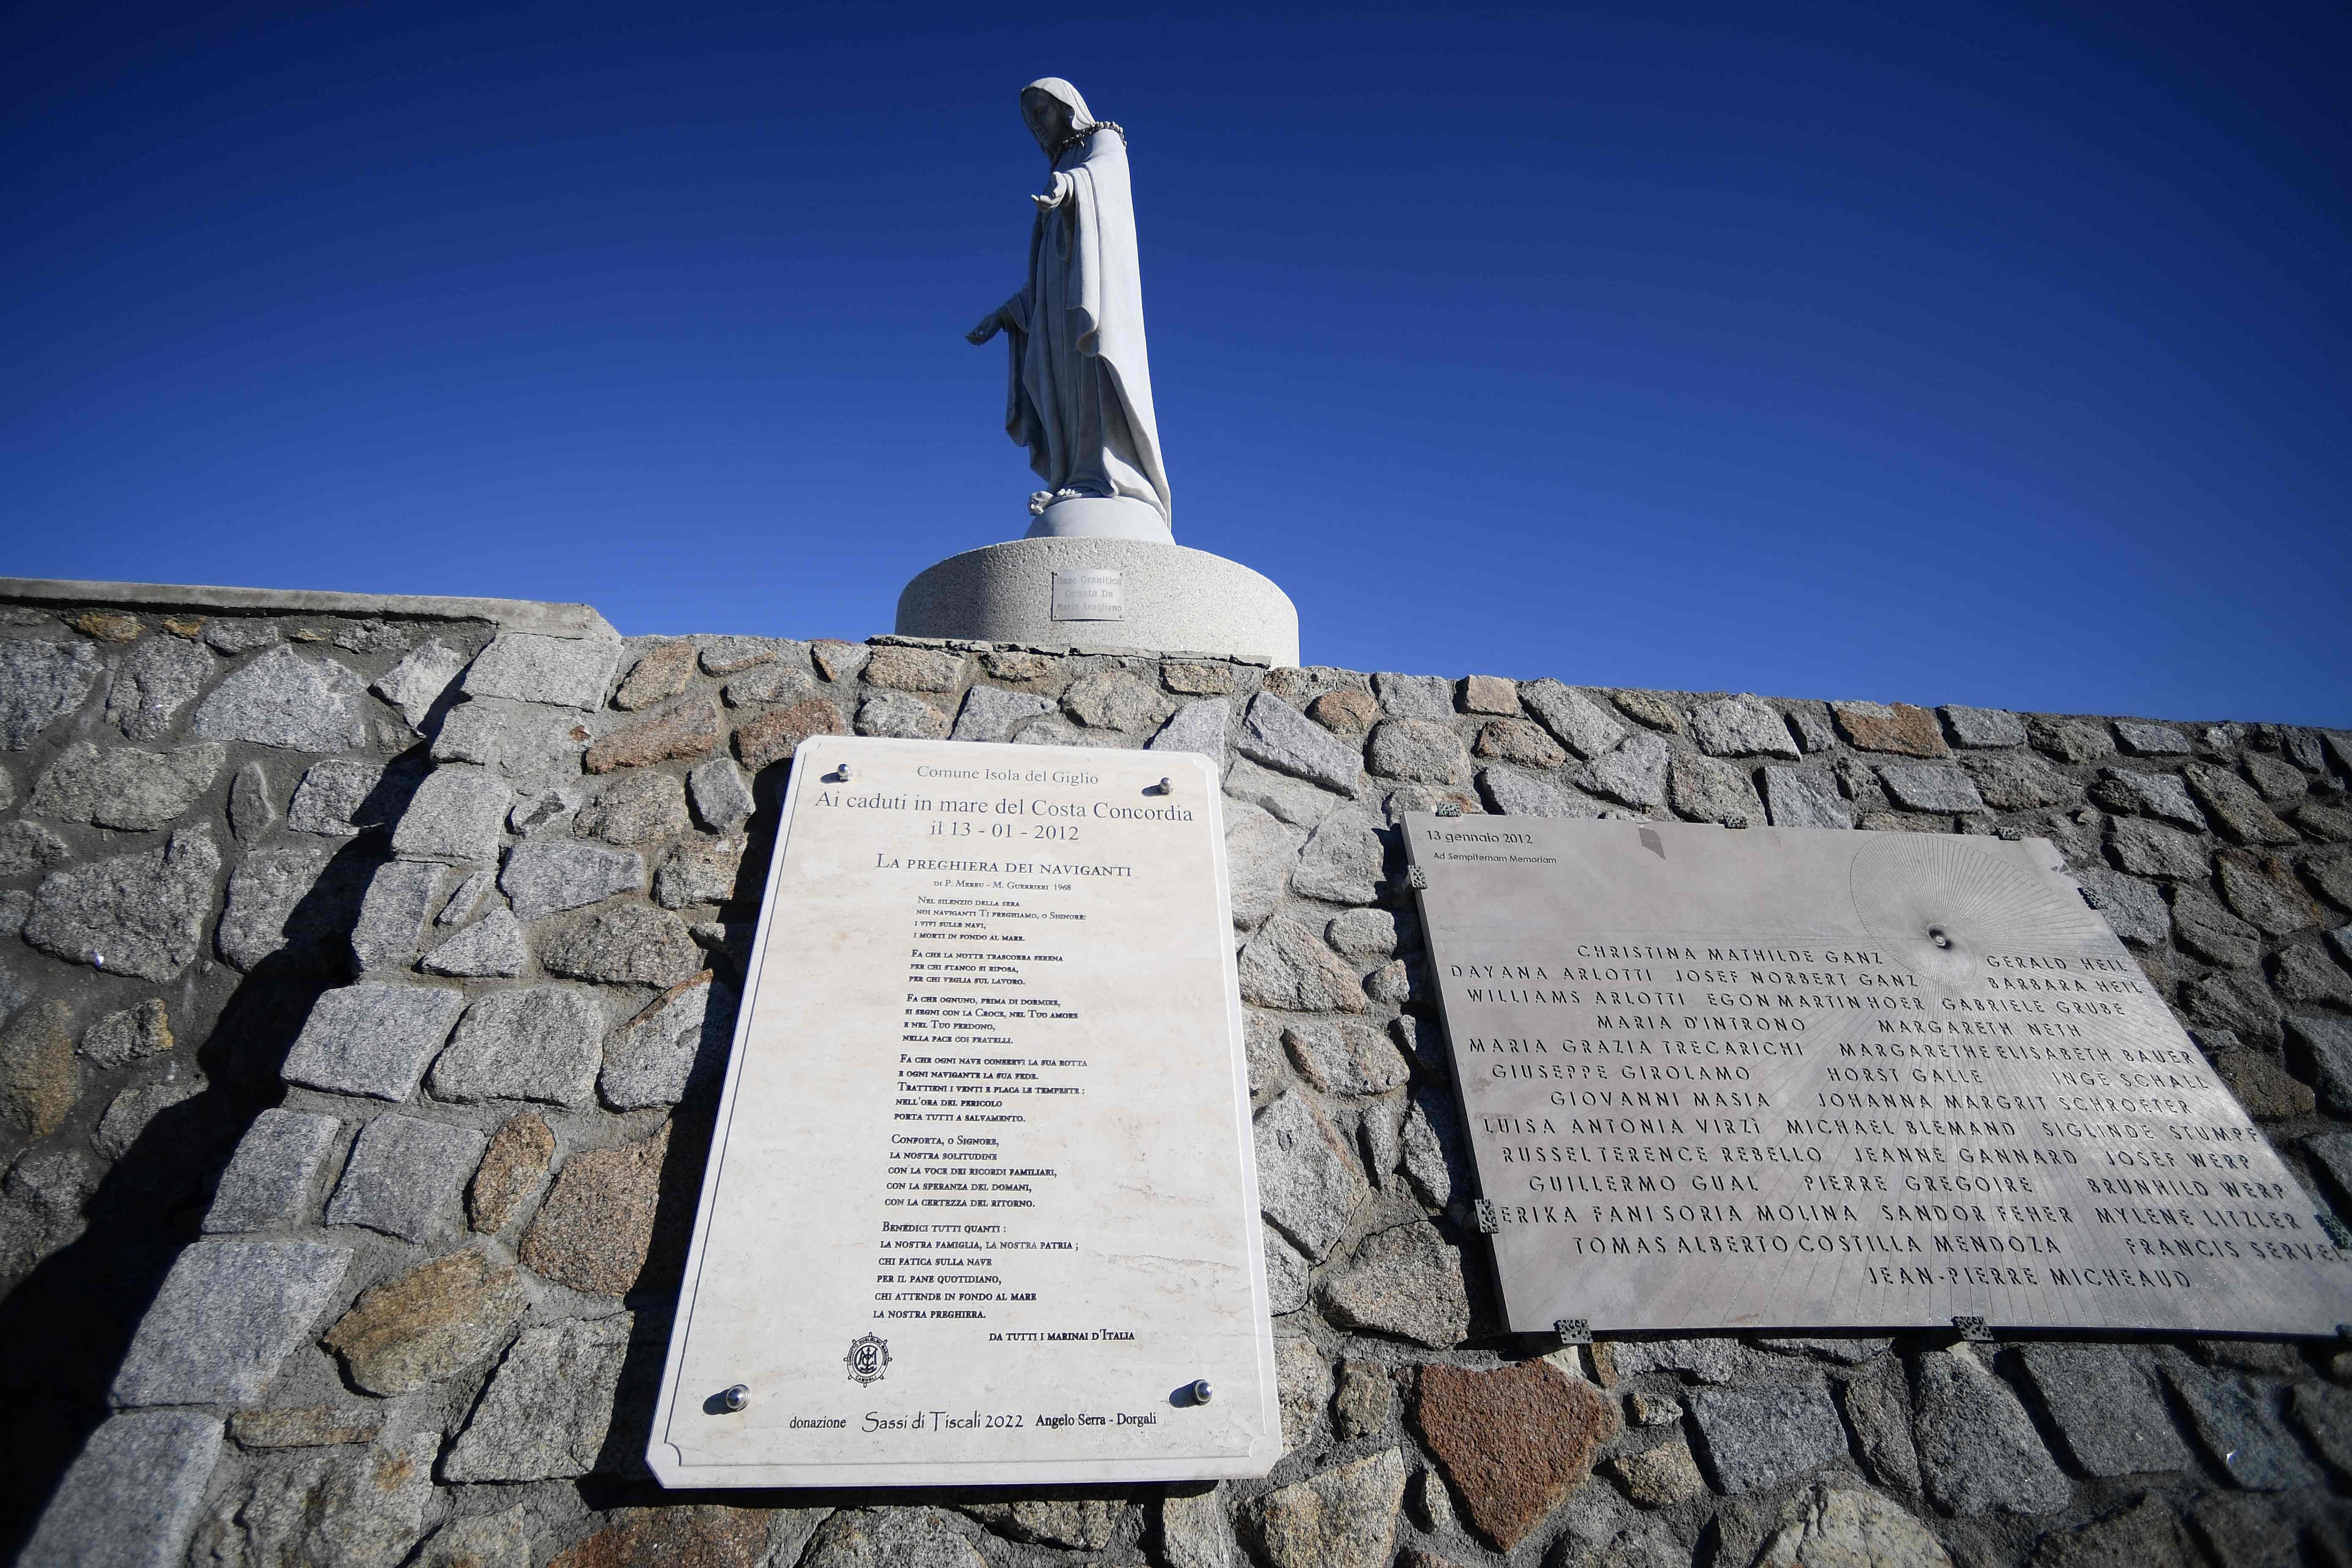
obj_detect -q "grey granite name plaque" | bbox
[1405,817,2350,1337]
[1051,568,1124,621]
[651,737,1279,1487]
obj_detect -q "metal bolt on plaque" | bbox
[1407,865,1430,890]
[1188,1379,1213,1405]
[1952,1317,1993,1343]
[720,1385,750,1413]
[1554,1318,1592,1345]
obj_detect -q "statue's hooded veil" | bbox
[998,78,1173,525]
[1020,77,1094,151]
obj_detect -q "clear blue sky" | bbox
[5,3,2346,722]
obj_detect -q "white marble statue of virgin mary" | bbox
[968,79,1173,541]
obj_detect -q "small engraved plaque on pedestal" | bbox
[1050,568,1124,621]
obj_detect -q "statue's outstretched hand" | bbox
[966,313,1002,346]
[1032,171,1072,212]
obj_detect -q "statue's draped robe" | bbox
[996,124,1173,523]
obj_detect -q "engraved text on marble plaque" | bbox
[1405,817,2349,1337]
[651,737,1280,1486]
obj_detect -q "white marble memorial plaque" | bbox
[651,736,1280,1487]
[1405,817,2351,1337]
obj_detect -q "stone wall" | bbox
[2,576,2348,1568]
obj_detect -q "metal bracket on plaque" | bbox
[1554,1318,1592,1345]
[1407,866,1430,890]
[1473,1198,1499,1234]
[1952,1316,1993,1343]
[2078,886,2104,910]
[1723,814,1749,829]
[1435,801,1462,818]
[2317,1211,2352,1248]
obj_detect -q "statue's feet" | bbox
[1025,493,1171,542]
[1029,488,1093,516]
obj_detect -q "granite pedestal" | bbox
[894,534,1300,667]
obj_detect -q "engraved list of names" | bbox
[652,738,1279,1488]
[1406,817,2349,1337]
